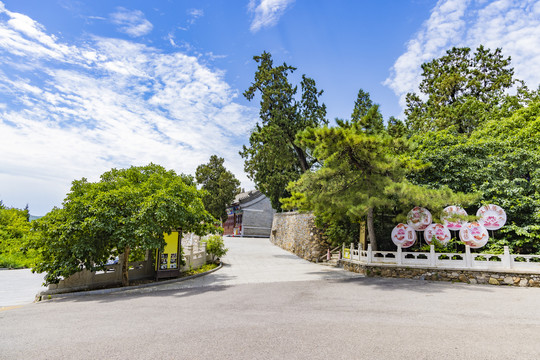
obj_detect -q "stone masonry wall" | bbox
[340,260,540,287]
[270,212,328,262]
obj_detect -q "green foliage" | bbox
[0,204,40,268]
[314,215,359,248]
[183,263,218,276]
[203,235,228,262]
[410,101,540,253]
[31,164,219,285]
[196,155,240,221]
[240,51,327,210]
[405,46,520,134]
[283,114,477,249]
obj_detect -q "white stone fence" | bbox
[47,241,211,292]
[342,243,540,272]
[184,241,210,269]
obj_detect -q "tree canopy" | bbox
[409,101,540,253]
[283,103,477,250]
[31,164,218,286]
[405,45,521,134]
[240,51,327,210]
[403,45,540,253]
[0,203,36,268]
[196,155,240,221]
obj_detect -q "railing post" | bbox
[430,245,436,267]
[342,243,345,259]
[350,243,354,260]
[503,246,512,269]
[465,245,472,268]
[397,245,402,265]
[327,248,330,261]
[367,244,372,264]
[186,245,193,267]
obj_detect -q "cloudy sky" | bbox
[1,0,540,215]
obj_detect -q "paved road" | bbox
[123,236,360,294]
[2,237,540,359]
[0,269,48,307]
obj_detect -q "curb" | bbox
[36,262,223,302]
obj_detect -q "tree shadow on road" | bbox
[324,275,498,294]
[41,269,237,305]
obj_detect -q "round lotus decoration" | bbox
[391,223,417,248]
[407,206,432,231]
[476,204,506,230]
[459,221,489,248]
[424,223,451,246]
[441,206,468,231]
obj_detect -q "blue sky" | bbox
[1,0,540,215]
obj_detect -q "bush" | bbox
[203,235,228,262]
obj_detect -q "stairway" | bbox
[317,251,341,267]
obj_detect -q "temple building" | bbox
[223,190,275,237]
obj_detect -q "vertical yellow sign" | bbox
[156,231,180,270]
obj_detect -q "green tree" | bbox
[283,122,477,250]
[240,51,327,210]
[410,101,540,253]
[31,164,219,286]
[337,89,384,134]
[405,45,517,134]
[196,155,240,221]
[0,204,35,268]
[387,116,407,138]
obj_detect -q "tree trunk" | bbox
[367,207,377,251]
[121,246,130,287]
[292,143,309,172]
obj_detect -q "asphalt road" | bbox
[0,269,47,307]
[2,237,540,359]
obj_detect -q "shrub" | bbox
[203,235,228,263]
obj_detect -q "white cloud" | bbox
[110,7,153,37]
[248,0,294,32]
[188,8,204,24]
[385,0,540,112]
[0,4,256,214]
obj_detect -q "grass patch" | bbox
[183,263,219,277]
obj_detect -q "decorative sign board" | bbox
[441,206,468,231]
[391,223,417,248]
[424,223,451,246]
[476,204,506,230]
[459,222,489,248]
[407,207,432,231]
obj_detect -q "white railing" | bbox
[342,243,540,272]
[183,242,209,270]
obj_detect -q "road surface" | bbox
[1,237,540,359]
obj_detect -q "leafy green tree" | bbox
[31,164,218,286]
[351,89,374,123]
[196,155,240,221]
[283,121,477,250]
[410,101,540,253]
[405,46,517,134]
[337,89,384,134]
[241,51,327,210]
[0,204,35,268]
[387,116,407,138]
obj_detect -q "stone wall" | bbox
[270,212,328,261]
[340,260,540,287]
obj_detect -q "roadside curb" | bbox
[36,262,223,302]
